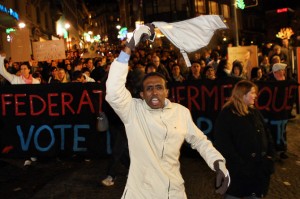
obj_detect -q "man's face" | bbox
[191,63,200,75]
[152,57,160,67]
[274,69,286,81]
[140,76,168,109]
[87,60,93,70]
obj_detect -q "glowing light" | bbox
[18,22,26,28]
[235,0,245,10]
[276,27,294,40]
[6,28,15,34]
[65,23,70,29]
[118,27,128,40]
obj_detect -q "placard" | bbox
[32,39,66,61]
[10,28,31,62]
[227,45,258,79]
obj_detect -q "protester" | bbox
[207,50,220,71]
[101,101,130,187]
[105,24,230,199]
[0,57,40,84]
[57,68,70,83]
[266,62,295,158]
[48,67,60,83]
[151,55,172,83]
[171,64,185,82]
[231,60,246,79]
[267,62,286,81]
[215,58,231,79]
[145,62,157,74]
[214,80,275,199]
[32,71,46,84]
[81,67,96,82]
[202,65,216,80]
[250,67,264,81]
[0,54,40,166]
[186,61,202,81]
[71,70,86,83]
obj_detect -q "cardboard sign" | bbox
[10,28,31,62]
[32,39,66,61]
[227,46,258,79]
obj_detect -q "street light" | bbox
[64,23,71,51]
[18,22,26,29]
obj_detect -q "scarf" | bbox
[21,74,33,84]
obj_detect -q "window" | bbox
[221,4,230,18]
[208,1,219,15]
[195,0,206,15]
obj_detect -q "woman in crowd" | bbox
[214,80,275,199]
[202,65,216,80]
[250,67,264,81]
[48,67,60,83]
[231,60,246,79]
[57,67,70,83]
[0,54,40,166]
[0,56,40,84]
[215,58,231,79]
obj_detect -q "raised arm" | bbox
[105,24,155,122]
[0,54,15,83]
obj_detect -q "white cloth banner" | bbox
[153,15,228,66]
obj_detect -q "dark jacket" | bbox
[214,105,275,197]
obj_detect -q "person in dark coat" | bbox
[214,80,275,199]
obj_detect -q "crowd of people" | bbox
[0,37,295,87]
[0,23,298,199]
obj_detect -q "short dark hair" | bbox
[72,70,83,80]
[20,62,32,71]
[140,72,167,91]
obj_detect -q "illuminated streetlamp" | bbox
[64,23,71,51]
[18,22,26,29]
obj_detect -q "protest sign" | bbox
[227,45,258,79]
[10,28,31,62]
[32,39,66,61]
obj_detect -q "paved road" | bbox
[1,114,299,199]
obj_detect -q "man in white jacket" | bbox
[105,24,230,199]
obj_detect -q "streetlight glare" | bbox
[18,22,26,28]
[65,23,70,29]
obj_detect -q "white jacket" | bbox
[106,57,225,199]
[0,56,40,84]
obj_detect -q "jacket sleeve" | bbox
[0,56,15,83]
[257,109,276,157]
[105,59,132,124]
[214,108,244,164]
[184,109,225,171]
